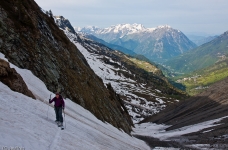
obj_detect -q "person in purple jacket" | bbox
[49,92,65,127]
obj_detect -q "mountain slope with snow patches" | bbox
[1,52,228,149]
[0,53,150,150]
[60,27,186,123]
[2,52,227,149]
[0,0,133,133]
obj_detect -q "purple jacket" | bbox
[49,96,65,108]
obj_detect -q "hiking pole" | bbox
[63,109,66,129]
[47,94,52,119]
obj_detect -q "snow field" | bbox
[0,53,150,150]
[133,116,228,141]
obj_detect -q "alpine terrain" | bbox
[0,54,151,150]
[76,24,197,63]
[140,76,228,149]
[164,31,228,74]
[1,0,228,149]
[172,55,228,96]
[55,16,187,123]
[0,0,132,133]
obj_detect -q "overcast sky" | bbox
[34,0,228,35]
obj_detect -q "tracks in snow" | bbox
[49,127,61,150]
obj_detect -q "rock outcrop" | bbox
[0,58,35,99]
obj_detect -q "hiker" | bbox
[49,92,65,127]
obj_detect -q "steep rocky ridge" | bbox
[54,15,76,34]
[0,0,132,133]
[58,17,187,123]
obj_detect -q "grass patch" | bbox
[172,58,228,96]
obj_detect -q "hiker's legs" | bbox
[54,107,58,121]
[55,107,63,123]
[58,107,63,123]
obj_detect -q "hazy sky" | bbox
[34,0,228,35]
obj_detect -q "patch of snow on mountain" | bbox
[133,116,228,140]
[63,30,167,123]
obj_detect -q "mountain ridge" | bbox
[76,24,197,63]
[164,30,228,74]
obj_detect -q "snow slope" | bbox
[0,43,226,149]
[0,53,150,150]
[133,116,228,141]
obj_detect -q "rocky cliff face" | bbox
[54,16,76,34]
[0,58,35,99]
[0,0,132,133]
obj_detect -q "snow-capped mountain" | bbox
[56,16,186,123]
[76,23,154,42]
[76,24,197,63]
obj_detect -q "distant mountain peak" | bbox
[102,23,147,35]
[76,23,176,35]
[54,15,76,34]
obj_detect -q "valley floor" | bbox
[132,120,228,149]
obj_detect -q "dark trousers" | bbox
[54,106,63,123]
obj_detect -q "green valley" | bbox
[164,31,228,74]
[171,56,228,95]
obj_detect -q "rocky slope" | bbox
[0,58,35,99]
[141,76,228,146]
[58,16,187,123]
[82,33,137,56]
[77,24,197,63]
[0,0,133,133]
